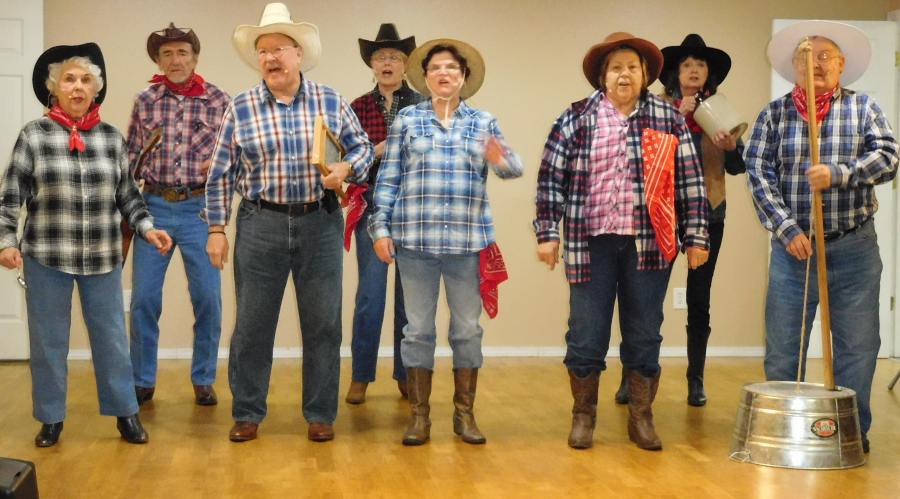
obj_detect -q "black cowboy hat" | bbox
[358,24,416,67]
[147,22,201,62]
[661,34,731,85]
[32,42,107,108]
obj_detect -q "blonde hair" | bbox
[45,56,104,103]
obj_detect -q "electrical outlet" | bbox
[123,290,132,312]
[673,288,687,309]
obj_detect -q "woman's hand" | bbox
[145,229,173,256]
[0,247,22,270]
[711,129,738,151]
[483,136,508,167]
[374,141,386,159]
[686,246,709,269]
[679,95,698,116]
[537,241,560,270]
[374,237,396,264]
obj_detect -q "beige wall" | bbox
[45,0,889,354]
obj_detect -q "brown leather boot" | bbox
[345,381,368,404]
[402,368,432,446]
[567,370,600,449]
[452,368,486,444]
[627,369,662,450]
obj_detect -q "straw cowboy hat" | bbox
[406,38,485,100]
[767,20,871,86]
[583,32,664,90]
[33,42,107,107]
[661,34,732,85]
[233,2,321,72]
[358,23,416,67]
[147,22,201,62]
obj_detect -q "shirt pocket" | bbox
[190,118,218,161]
[461,130,488,178]
[237,125,278,167]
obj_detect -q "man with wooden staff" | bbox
[126,23,231,407]
[205,3,373,443]
[745,20,898,454]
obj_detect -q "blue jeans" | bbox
[24,256,139,424]
[350,208,407,383]
[228,198,344,425]
[130,192,222,387]
[396,246,483,371]
[765,219,881,433]
[565,235,673,379]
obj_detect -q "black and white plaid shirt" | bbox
[0,117,154,275]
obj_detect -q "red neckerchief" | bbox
[45,103,101,152]
[792,85,836,124]
[342,184,368,251]
[641,129,678,262]
[673,91,708,133]
[480,243,508,319]
[149,72,205,96]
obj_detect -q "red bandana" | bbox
[342,184,369,251]
[792,85,836,124]
[673,92,708,133]
[479,243,508,319]
[45,103,101,152]
[149,72,205,96]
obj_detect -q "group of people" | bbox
[0,2,895,456]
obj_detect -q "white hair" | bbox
[45,56,104,103]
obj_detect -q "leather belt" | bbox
[144,183,206,203]
[258,198,320,216]
[822,218,869,242]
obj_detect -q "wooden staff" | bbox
[121,128,162,263]
[802,38,836,390]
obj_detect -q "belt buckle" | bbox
[161,187,180,203]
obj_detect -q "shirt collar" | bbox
[258,73,307,103]
[370,81,414,104]
[595,90,646,118]
[150,80,211,102]
[424,98,472,120]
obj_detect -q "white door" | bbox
[0,0,44,360]
[770,19,898,359]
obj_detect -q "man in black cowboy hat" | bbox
[126,22,231,408]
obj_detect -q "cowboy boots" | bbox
[453,368,486,444]
[567,370,600,449]
[402,368,433,446]
[686,325,711,407]
[627,369,662,451]
[614,365,630,405]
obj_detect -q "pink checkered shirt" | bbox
[584,94,635,236]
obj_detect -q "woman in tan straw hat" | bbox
[533,32,709,451]
[368,39,523,446]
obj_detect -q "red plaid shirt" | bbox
[585,94,635,236]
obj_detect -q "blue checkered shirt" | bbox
[744,88,898,247]
[368,100,524,254]
[205,78,373,226]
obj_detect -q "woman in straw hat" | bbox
[534,32,709,451]
[344,24,426,405]
[613,34,747,408]
[368,39,523,446]
[0,43,172,447]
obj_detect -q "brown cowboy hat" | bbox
[582,32,663,90]
[359,24,416,68]
[147,22,201,62]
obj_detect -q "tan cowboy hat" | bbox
[583,32,664,90]
[407,38,485,100]
[232,2,321,72]
[147,23,201,62]
[767,20,871,86]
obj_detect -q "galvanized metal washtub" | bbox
[729,381,865,470]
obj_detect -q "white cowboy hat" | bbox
[767,20,871,86]
[233,3,321,73]
[407,38,485,100]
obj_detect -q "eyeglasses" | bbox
[426,64,462,74]
[257,45,297,59]
[373,54,403,63]
[794,51,842,68]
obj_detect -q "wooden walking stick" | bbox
[121,128,162,263]
[801,38,836,390]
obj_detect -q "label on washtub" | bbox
[811,418,838,438]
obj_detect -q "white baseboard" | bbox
[66,346,767,361]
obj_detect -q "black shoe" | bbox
[687,377,707,407]
[35,422,63,447]
[615,366,630,405]
[117,415,149,444]
[861,431,869,453]
[135,386,155,406]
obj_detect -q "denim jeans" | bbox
[24,256,139,424]
[764,219,881,433]
[565,235,673,379]
[350,208,407,384]
[130,192,222,388]
[229,198,344,425]
[395,246,483,371]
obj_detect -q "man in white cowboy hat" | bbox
[205,3,374,443]
[745,20,899,453]
[127,22,231,408]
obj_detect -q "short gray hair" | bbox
[45,56,104,103]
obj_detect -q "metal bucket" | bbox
[693,93,748,138]
[729,381,865,470]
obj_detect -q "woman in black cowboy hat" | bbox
[0,43,172,447]
[613,34,747,408]
[344,24,426,405]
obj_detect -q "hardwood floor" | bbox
[1,357,898,498]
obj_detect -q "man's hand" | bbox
[806,164,832,191]
[787,233,813,260]
[323,161,351,190]
[145,230,173,255]
[537,241,560,271]
[201,159,212,175]
[374,141,386,159]
[374,237,395,264]
[207,226,229,269]
[686,247,709,269]
[0,247,22,270]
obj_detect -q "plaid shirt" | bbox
[205,78,374,226]
[126,81,230,187]
[0,118,154,275]
[350,82,426,184]
[368,100,524,254]
[745,88,898,247]
[534,90,709,282]
[586,94,635,236]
